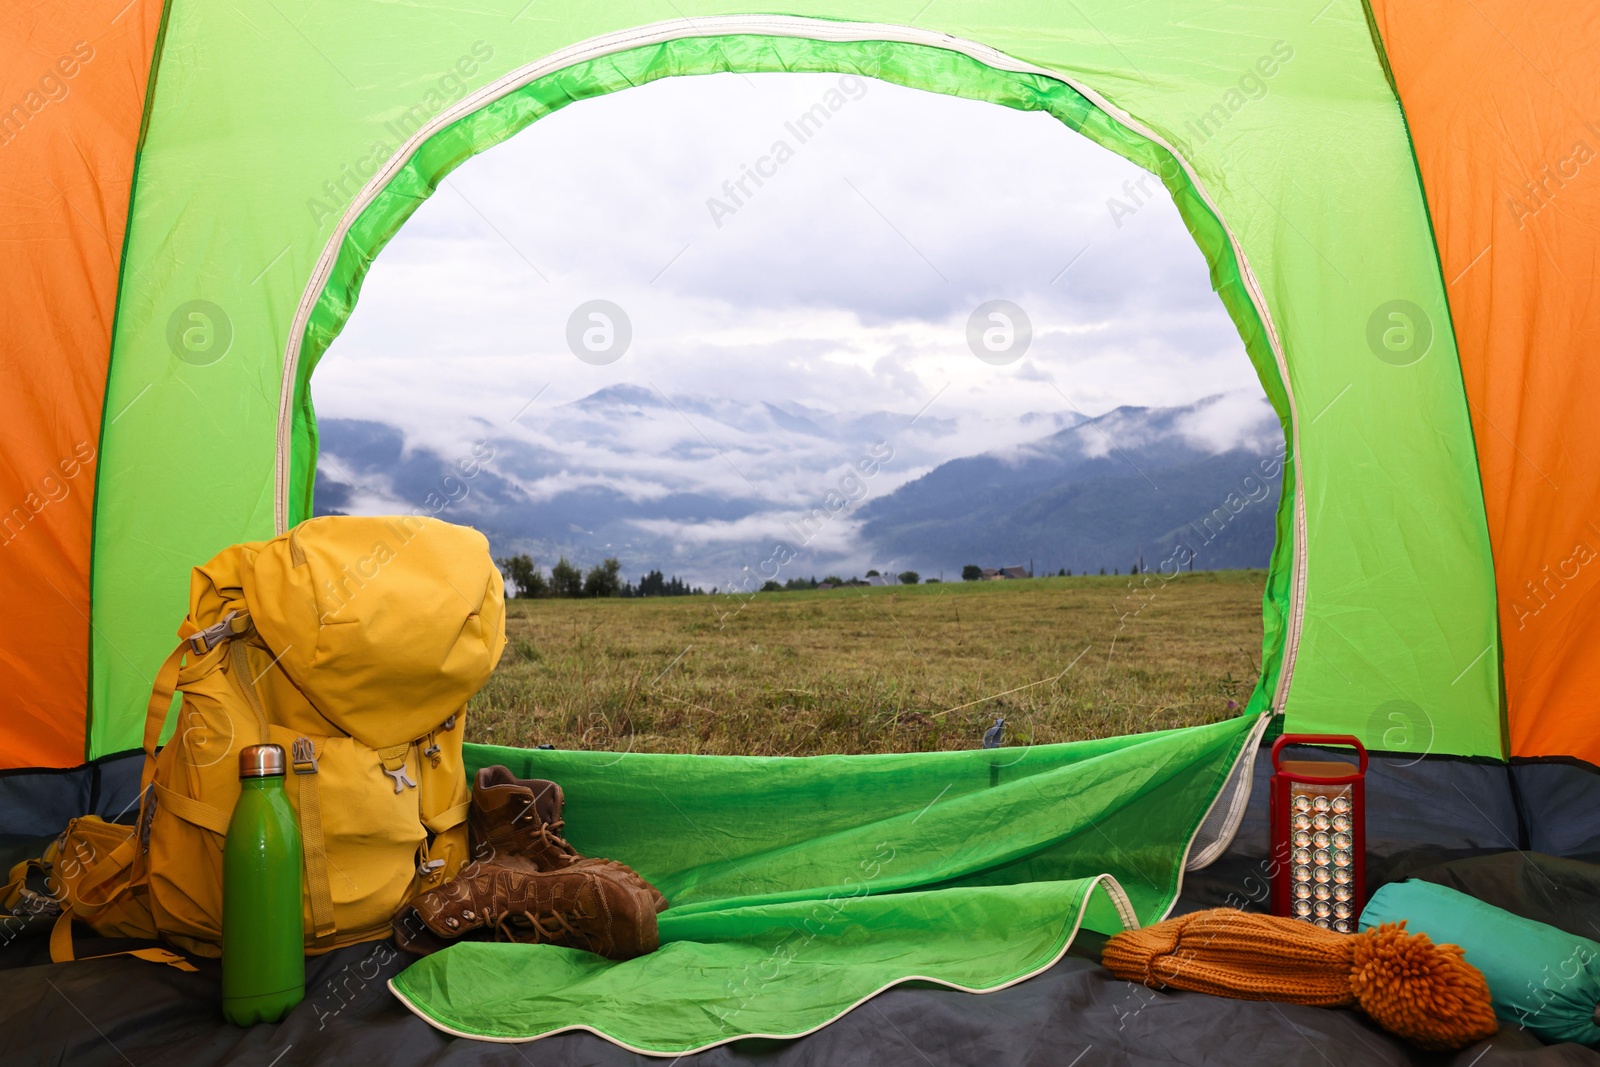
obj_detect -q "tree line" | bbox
[960,563,1146,580]
[755,569,924,591]
[500,553,1156,599]
[497,554,708,599]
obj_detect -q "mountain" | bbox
[311,389,1282,584]
[855,400,1284,575]
[312,417,769,573]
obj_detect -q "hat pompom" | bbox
[1348,922,1498,1051]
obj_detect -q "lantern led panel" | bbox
[1270,734,1366,932]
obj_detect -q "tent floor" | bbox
[2,917,1593,1066]
[2,744,1597,1064]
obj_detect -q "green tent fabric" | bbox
[390,712,1266,1053]
[80,7,1502,764]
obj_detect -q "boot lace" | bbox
[512,798,579,862]
[491,905,584,946]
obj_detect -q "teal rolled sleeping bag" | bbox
[1361,880,1600,1046]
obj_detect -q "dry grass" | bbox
[467,570,1267,756]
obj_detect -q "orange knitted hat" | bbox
[1101,910,1498,1051]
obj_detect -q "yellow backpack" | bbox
[31,515,506,960]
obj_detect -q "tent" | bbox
[3,0,1598,1060]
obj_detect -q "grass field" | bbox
[467,570,1268,756]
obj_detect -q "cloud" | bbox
[1175,391,1281,453]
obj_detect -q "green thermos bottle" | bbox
[222,743,305,1025]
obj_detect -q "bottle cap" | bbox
[239,743,286,778]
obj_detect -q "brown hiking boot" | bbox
[469,766,669,912]
[392,858,659,959]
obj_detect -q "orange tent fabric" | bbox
[0,0,165,769]
[1370,1,1600,763]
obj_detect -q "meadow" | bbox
[467,570,1268,756]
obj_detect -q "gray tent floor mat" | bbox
[2,911,1595,1066]
[5,744,1599,1065]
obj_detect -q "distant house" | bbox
[979,565,1032,580]
[817,581,838,590]
[862,574,891,586]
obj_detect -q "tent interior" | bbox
[2,0,1598,1063]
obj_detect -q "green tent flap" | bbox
[390,712,1266,1052]
[391,876,1131,1052]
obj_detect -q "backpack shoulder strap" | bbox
[139,640,189,791]
[152,607,251,708]
[49,914,198,972]
[140,611,255,794]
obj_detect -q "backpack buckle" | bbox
[188,611,247,655]
[291,737,319,775]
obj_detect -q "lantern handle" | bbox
[1272,733,1368,776]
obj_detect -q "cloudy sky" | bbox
[311,70,1271,577]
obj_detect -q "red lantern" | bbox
[1270,734,1367,932]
